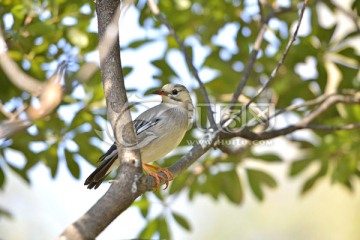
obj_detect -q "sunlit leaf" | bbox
[218,170,243,204]
[0,206,12,219]
[251,153,282,163]
[172,211,191,231]
[133,195,150,218]
[158,217,170,239]
[67,27,89,48]
[289,158,313,177]
[139,219,158,239]
[64,149,80,179]
[246,169,277,201]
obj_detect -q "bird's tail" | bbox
[84,149,118,189]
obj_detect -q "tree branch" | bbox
[0,27,45,96]
[146,0,217,129]
[306,123,360,131]
[222,0,308,128]
[221,92,360,140]
[229,10,274,109]
[245,0,308,106]
[59,1,143,239]
[0,62,67,139]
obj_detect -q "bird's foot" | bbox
[142,163,174,191]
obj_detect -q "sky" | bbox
[1,0,359,239]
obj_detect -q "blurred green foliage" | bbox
[0,0,359,238]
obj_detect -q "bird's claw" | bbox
[142,163,174,191]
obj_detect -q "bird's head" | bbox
[152,84,192,104]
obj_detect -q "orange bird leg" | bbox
[142,163,174,190]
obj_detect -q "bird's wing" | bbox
[133,118,161,135]
[98,108,163,162]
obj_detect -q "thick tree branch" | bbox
[59,1,142,239]
[147,0,217,129]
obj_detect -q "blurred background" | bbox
[0,0,359,239]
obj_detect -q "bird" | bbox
[84,83,193,190]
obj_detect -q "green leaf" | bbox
[151,59,178,82]
[11,4,26,20]
[317,24,337,45]
[0,206,12,219]
[204,171,221,200]
[133,196,150,218]
[6,162,30,183]
[127,39,153,48]
[169,171,191,194]
[352,0,360,13]
[67,27,89,48]
[69,108,94,130]
[158,217,170,240]
[301,173,321,194]
[64,149,80,179]
[0,165,5,189]
[172,211,191,231]
[26,21,56,36]
[251,153,282,163]
[123,67,133,77]
[246,169,277,201]
[218,170,243,204]
[41,144,59,178]
[139,219,158,239]
[73,132,104,165]
[289,158,313,177]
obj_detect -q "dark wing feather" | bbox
[98,143,117,162]
[84,151,118,189]
[134,118,161,135]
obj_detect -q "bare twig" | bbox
[296,94,357,126]
[246,0,308,106]
[227,3,300,109]
[229,11,272,109]
[221,92,360,140]
[146,0,217,129]
[223,0,308,129]
[307,123,360,131]
[257,0,264,22]
[244,93,337,129]
[218,144,246,155]
[0,103,13,119]
[278,93,336,114]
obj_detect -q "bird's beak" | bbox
[152,90,169,96]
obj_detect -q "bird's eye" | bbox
[172,89,179,95]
